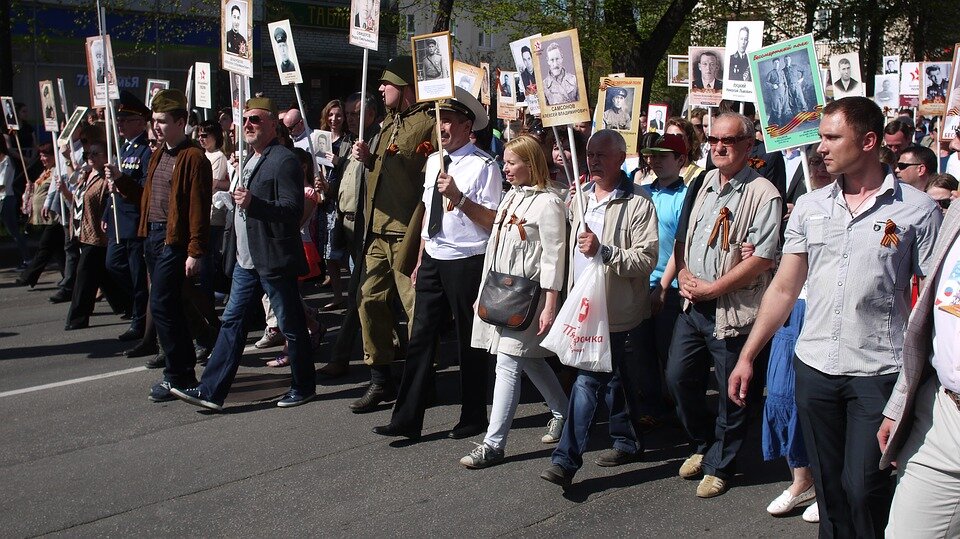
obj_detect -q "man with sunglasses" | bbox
[170,97,316,410]
[895,145,937,191]
[731,97,941,536]
[667,112,782,499]
[107,89,212,403]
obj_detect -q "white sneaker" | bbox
[766,487,816,515]
[802,502,820,523]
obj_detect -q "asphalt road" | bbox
[0,260,815,538]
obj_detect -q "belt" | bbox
[147,221,167,231]
[342,212,355,222]
[946,388,960,413]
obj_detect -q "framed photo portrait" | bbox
[411,31,453,102]
[592,77,643,154]
[722,21,764,102]
[689,46,725,106]
[496,70,517,120]
[268,20,303,85]
[533,28,590,127]
[829,52,865,98]
[85,35,119,108]
[941,44,960,142]
[222,0,253,77]
[510,34,541,114]
[349,0,380,51]
[194,62,212,109]
[919,60,951,116]
[668,55,689,87]
[873,74,900,111]
[314,130,335,167]
[39,80,58,131]
[479,62,491,105]
[145,79,170,105]
[646,103,668,134]
[2,96,19,131]
[229,71,251,126]
[883,55,901,75]
[57,106,88,146]
[453,61,484,99]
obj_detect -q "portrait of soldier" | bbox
[225,3,248,57]
[542,41,579,105]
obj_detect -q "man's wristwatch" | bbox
[600,244,612,263]
[456,193,467,208]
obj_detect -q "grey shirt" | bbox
[686,167,781,282]
[234,155,260,270]
[784,174,942,376]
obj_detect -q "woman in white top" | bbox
[0,136,29,267]
[197,121,230,295]
[461,135,569,469]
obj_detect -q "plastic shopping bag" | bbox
[541,257,612,372]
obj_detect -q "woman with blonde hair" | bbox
[461,135,569,469]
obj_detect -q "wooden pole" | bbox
[359,48,369,142]
[566,124,587,226]
[550,125,573,187]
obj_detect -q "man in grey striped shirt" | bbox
[730,97,941,537]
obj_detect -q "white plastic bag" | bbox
[541,257,612,372]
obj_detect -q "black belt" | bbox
[946,388,960,413]
[147,221,167,231]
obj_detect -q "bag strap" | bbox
[490,189,539,275]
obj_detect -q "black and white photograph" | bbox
[479,62,490,105]
[349,0,380,51]
[221,0,253,77]
[689,46,725,106]
[592,76,643,154]
[943,46,960,142]
[145,79,169,105]
[533,29,590,127]
[602,87,634,130]
[57,106,88,146]
[85,35,119,107]
[829,52,864,98]
[499,70,515,102]
[412,31,453,101]
[646,104,667,134]
[920,60,951,116]
[2,96,19,131]
[722,21,763,102]
[39,80,57,132]
[268,20,303,85]
[873,74,900,109]
[510,34,540,112]
[757,52,817,126]
[452,61,484,99]
[883,55,900,75]
[228,71,250,126]
[667,55,689,87]
[315,130,334,167]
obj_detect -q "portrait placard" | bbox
[608,73,625,78]
[411,31,453,102]
[646,103,668,134]
[689,46,725,107]
[829,52,865,98]
[479,62,491,105]
[749,34,824,152]
[453,61,484,99]
[229,71,251,126]
[85,35,120,107]
[145,79,170,105]
[941,45,960,142]
[194,62,212,109]
[873,74,900,112]
[510,34,541,114]
[222,0,253,77]
[919,61,951,117]
[592,77,643,155]
[349,0,381,50]
[1,96,19,131]
[882,55,901,75]
[267,20,303,85]
[722,21,764,102]
[315,130,335,167]
[496,70,517,120]
[39,81,58,131]
[532,29,590,128]
[668,55,689,87]
[57,106,88,146]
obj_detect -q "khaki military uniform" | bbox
[603,107,631,130]
[543,69,579,105]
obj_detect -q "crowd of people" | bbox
[4,53,960,538]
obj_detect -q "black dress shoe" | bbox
[349,383,397,414]
[540,464,575,489]
[49,291,71,303]
[125,342,158,358]
[117,328,144,342]
[447,422,487,439]
[372,424,421,441]
[145,352,166,369]
[64,321,89,331]
[119,312,133,321]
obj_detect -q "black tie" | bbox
[427,154,452,238]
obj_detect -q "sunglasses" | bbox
[706,135,751,146]
[895,162,921,171]
[936,198,951,209]
[243,115,263,125]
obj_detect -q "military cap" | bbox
[245,96,277,115]
[381,55,415,87]
[116,90,151,119]
[274,27,287,43]
[151,89,187,113]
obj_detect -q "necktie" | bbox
[427,154,452,238]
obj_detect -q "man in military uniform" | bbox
[273,27,296,74]
[783,55,809,113]
[603,88,631,130]
[543,42,579,105]
[105,90,152,342]
[350,56,438,412]
[225,4,247,57]
[418,39,446,81]
[728,27,750,82]
[925,65,948,101]
[765,58,788,124]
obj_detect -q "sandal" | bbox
[266,353,290,368]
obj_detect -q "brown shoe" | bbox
[318,361,349,378]
[696,475,727,498]
[679,453,704,479]
[349,383,396,413]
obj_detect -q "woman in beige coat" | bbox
[461,135,569,469]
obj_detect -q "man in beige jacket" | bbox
[540,129,659,489]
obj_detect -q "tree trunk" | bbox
[0,0,13,95]
[433,0,454,32]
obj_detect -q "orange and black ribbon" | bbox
[880,219,899,248]
[708,207,731,251]
[508,214,528,240]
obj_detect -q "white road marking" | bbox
[0,345,271,398]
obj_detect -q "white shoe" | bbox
[802,502,820,523]
[766,487,816,515]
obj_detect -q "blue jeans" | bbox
[199,265,315,404]
[145,227,196,387]
[552,324,646,472]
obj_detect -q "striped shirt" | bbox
[783,173,942,376]
[148,140,188,223]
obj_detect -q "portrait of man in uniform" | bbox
[728,27,751,82]
[225,1,248,57]
[417,39,447,81]
[541,40,579,105]
[2,97,18,130]
[273,27,296,73]
[692,50,723,91]
[602,87,632,130]
[925,64,948,101]
[500,73,513,98]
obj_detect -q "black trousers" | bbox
[60,237,81,292]
[19,224,64,287]
[794,357,897,539]
[389,253,488,433]
[105,237,148,332]
[66,243,129,327]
